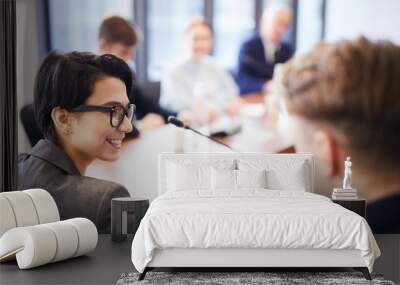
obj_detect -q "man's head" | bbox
[98,16,141,62]
[260,4,292,45]
[280,37,400,194]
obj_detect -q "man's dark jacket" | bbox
[235,34,294,95]
[128,72,176,137]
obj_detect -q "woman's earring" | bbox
[64,126,73,136]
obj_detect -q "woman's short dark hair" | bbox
[34,51,133,143]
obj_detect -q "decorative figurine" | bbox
[343,156,352,189]
[332,156,357,200]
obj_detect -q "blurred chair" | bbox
[138,81,161,105]
[20,104,43,146]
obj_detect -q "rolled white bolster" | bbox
[0,196,17,237]
[1,192,39,227]
[0,226,57,269]
[0,219,98,269]
[65,218,98,257]
[24,189,60,224]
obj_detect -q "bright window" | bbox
[213,0,256,69]
[49,0,133,52]
[147,0,204,80]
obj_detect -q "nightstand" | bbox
[111,197,149,242]
[332,198,366,218]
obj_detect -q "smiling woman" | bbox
[18,51,135,233]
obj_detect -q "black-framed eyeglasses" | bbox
[72,103,135,128]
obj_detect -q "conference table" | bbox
[86,103,294,201]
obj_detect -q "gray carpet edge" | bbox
[116,271,396,285]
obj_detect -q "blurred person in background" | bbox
[99,16,177,136]
[280,37,400,233]
[160,19,240,126]
[235,3,293,97]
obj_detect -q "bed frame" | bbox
[139,248,371,280]
[137,153,372,281]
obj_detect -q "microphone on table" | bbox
[167,116,240,153]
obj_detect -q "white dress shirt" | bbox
[160,55,239,113]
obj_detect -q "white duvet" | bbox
[131,190,380,273]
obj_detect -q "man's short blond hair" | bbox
[282,37,400,170]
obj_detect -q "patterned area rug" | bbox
[117,271,396,285]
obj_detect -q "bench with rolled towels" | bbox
[0,189,98,269]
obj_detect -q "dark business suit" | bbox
[367,193,400,233]
[18,139,130,233]
[127,72,177,138]
[235,34,294,95]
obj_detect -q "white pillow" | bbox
[211,169,268,190]
[238,158,309,191]
[211,168,236,190]
[267,162,307,191]
[236,169,267,189]
[167,162,211,191]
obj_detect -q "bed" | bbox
[131,153,380,280]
